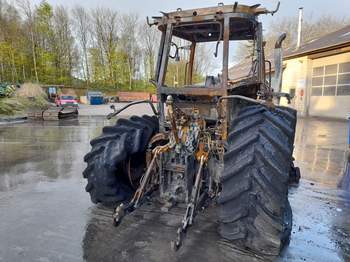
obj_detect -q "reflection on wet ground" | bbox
[0,118,106,191]
[0,117,107,261]
[293,118,348,188]
[0,116,349,261]
[282,183,350,261]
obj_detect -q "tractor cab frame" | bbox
[151,3,280,134]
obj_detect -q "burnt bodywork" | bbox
[147,5,278,209]
[104,2,294,254]
[150,4,278,140]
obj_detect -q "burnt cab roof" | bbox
[171,18,256,42]
[152,3,273,42]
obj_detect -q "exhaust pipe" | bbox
[273,33,287,99]
[297,7,303,49]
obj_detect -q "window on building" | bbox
[323,86,336,96]
[311,66,324,96]
[325,64,337,75]
[311,62,350,96]
[337,85,350,96]
[312,76,323,86]
[337,62,350,96]
[339,62,350,73]
[313,66,324,76]
[311,87,322,96]
[324,75,336,86]
[338,73,350,84]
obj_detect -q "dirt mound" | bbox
[16,83,46,98]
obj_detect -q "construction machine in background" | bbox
[83,2,300,257]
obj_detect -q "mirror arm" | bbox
[214,22,223,57]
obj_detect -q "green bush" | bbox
[0,98,24,115]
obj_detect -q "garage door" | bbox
[310,59,350,119]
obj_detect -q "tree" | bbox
[267,14,350,52]
[0,0,35,83]
[91,8,119,86]
[16,0,39,82]
[11,1,348,91]
[53,5,76,84]
[72,6,91,83]
[0,1,227,89]
[139,23,159,80]
[120,13,141,89]
[34,1,56,83]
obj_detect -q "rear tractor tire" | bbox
[274,106,300,185]
[83,115,159,205]
[218,105,296,256]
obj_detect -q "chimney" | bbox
[297,7,303,49]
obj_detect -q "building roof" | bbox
[229,25,350,81]
[228,54,275,83]
[284,25,350,59]
[228,59,255,82]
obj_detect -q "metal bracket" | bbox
[112,145,169,226]
[273,92,292,104]
[107,100,158,119]
[146,16,158,27]
[216,95,268,119]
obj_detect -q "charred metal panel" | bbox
[159,152,195,203]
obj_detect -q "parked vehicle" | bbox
[86,91,104,105]
[47,86,57,102]
[55,95,78,107]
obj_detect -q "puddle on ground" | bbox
[0,116,349,261]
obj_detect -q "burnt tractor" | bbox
[83,2,300,256]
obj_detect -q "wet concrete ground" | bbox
[0,106,349,261]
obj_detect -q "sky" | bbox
[28,0,350,29]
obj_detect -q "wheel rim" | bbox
[126,153,146,189]
[125,133,168,189]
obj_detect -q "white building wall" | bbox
[281,52,350,119]
[309,53,350,119]
[280,57,309,115]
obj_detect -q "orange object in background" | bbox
[116,92,156,102]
